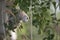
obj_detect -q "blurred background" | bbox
[0,0,60,40]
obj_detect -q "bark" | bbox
[0,0,6,40]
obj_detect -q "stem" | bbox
[29,0,33,40]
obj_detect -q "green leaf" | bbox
[52,2,56,9]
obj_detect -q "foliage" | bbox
[5,0,60,40]
[14,0,55,40]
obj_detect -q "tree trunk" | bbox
[0,0,6,40]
